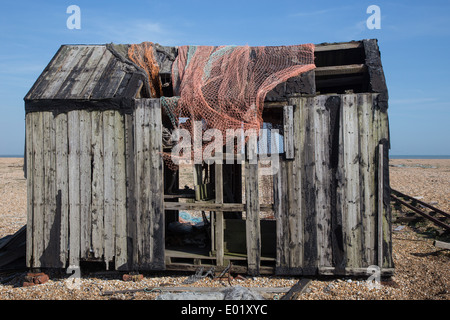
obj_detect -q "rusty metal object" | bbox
[391,191,450,231]
[122,273,144,282]
[23,272,49,286]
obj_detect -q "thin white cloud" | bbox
[91,18,180,45]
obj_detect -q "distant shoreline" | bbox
[390,155,450,159]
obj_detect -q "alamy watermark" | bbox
[366,265,382,289]
[170,121,281,176]
[66,5,81,30]
[367,5,381,30]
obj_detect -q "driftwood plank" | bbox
[103,110,116,268]
[245,160,260,276]
[313,95,332,268]
[79,110,92,259]
[41,46,86,99]
[55,113,69,267]
[378,143,384,268]
[148,99,164,269]
[32,112,45,268]
[134,99,164,269]
[55,46,97,99]
[80,49,114,99]
[215,154,224,266]
[340,94,362,268]
[357,93,376,266]
[301,97,317,274]
[134,101,144,268]
[25,46,70,100]
[42,112,58,267]
[25,113,34,268]
[62,46,106,99]
[68,111,81,267]
[114,111,127,270]
[124,113,137,269]
[283,105,294,159]
[91,111,104,260]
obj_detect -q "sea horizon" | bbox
[390,155,450,159]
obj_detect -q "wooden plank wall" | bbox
[274,93,392,276]
[131,99,164,270]
[25,98,164,270]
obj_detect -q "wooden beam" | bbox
[280,278,312,300]
[215,153,224,266]
[314,42,363,52]
[163,202,273,212]
[434,240,450,250]
[315,64,366,77]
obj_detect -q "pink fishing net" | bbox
[129,43,316,168]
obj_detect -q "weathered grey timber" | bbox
[24,39,392,276]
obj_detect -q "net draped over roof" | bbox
[128,42,316,166]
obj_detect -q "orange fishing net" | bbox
[128,43,316,169]
[128,42,163,98]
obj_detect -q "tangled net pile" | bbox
[129,43,316,169]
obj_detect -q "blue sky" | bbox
[0,0,449,155]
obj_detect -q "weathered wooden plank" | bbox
[54,46,98,99]
[283,105,294,159]
[377,143,384,268]
[124,112,137,269]
[148,99,164,269]
[215,154,224,266]
[90,111,104,260]
[68,111,81,267]
[41,46,87,99]
[357,94,376,266]
[42,112,57,267]
[25,46,71,100]
[31,112,45,268]
[133,99,164,269]
[134,102,144,268]
[114,111,127,270]
[62,46,107,99]
[313,95,332,268]
[434,240,450,250]
[163,202,272,212]
[339,94,362,268]
[103,110,116,269]
[314,41,363,52]
[140,101,152,267]
[80,49,114,99]
[55,113,69,267]
[315,64,366,77]
[273,158,288,271]
[291,96,304,271]
[25,113,34,268]
[301,97,317,274]
[79,110,92,259]
[91,58,125,99]
[245,160,260,276]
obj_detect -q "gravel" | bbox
[0,158,449,300]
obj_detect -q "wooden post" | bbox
[215,152,224,266]
[245,135,260,275]
[25,113,34,268]
[283,105,294,159]
[377,143,384,269]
